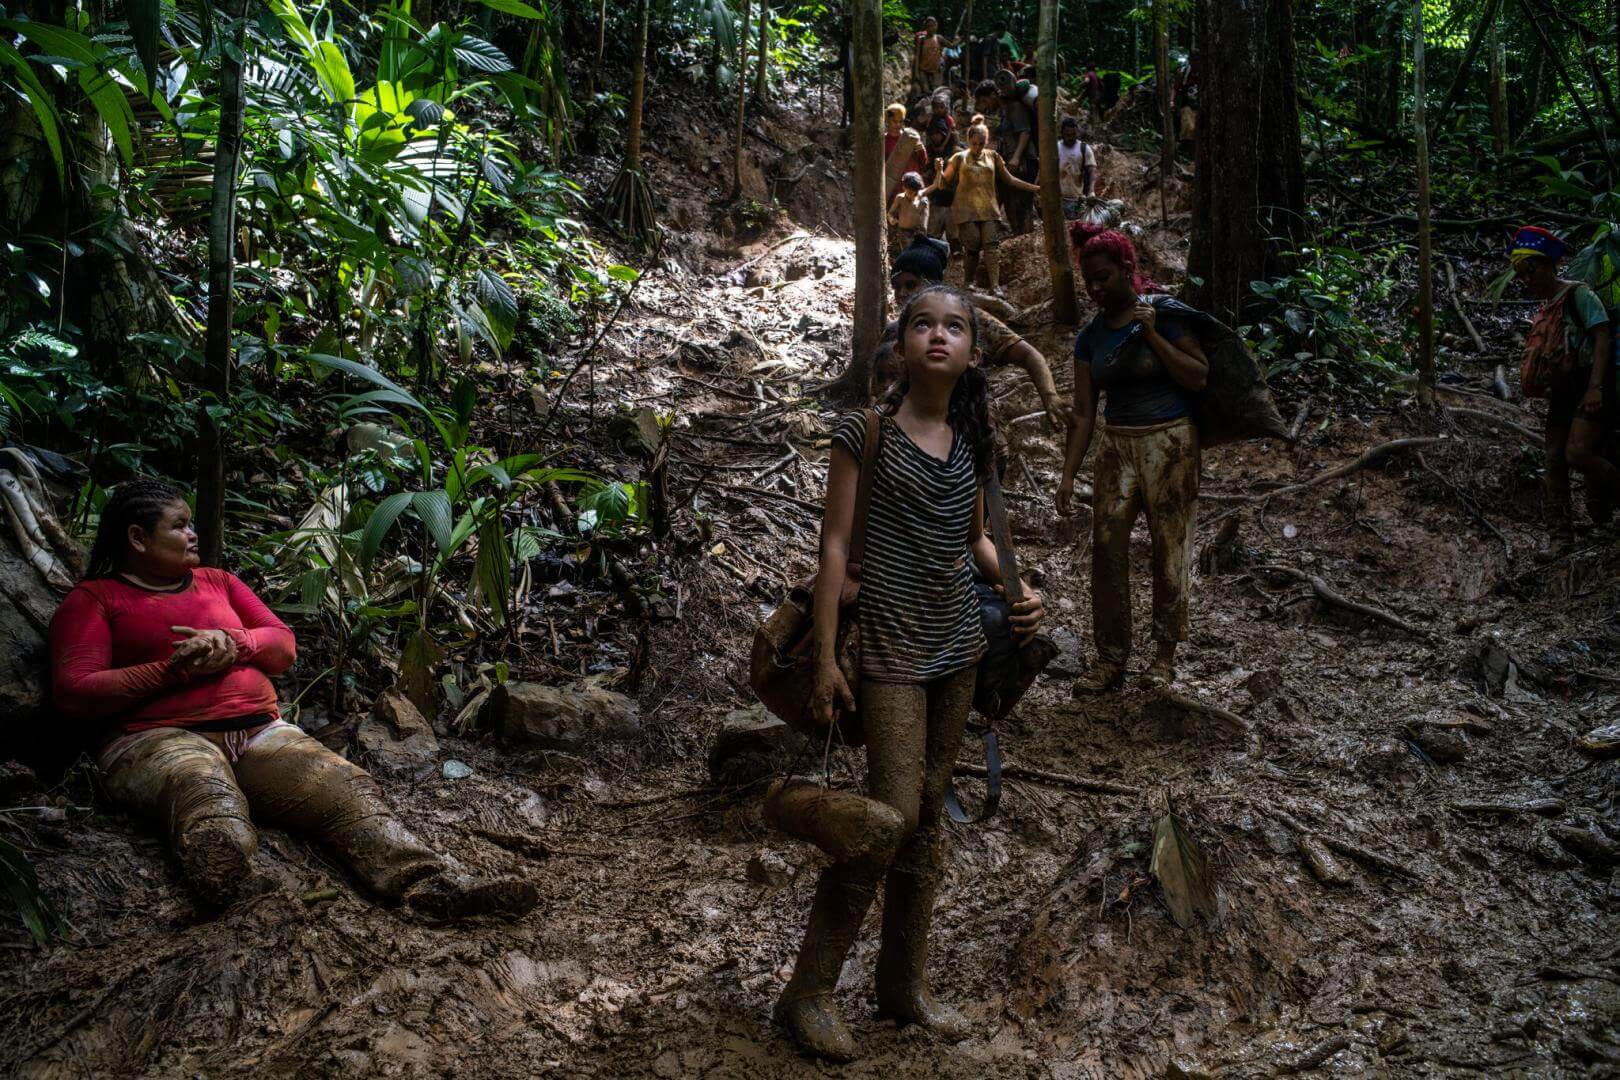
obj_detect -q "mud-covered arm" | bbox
[1137,306,1208,392]
[994,152,1039,193]
[1585,322,1612,403]
[1000,339,1070,427]
[1057,362,1099,515]
[50,587,190,719]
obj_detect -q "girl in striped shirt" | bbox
[775,285,1045,1060]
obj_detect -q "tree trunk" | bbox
[1037,0,1077,324]
[627,0,648,170]
[1188,0,1304,323]
[1488,16,1509,156]
[828,0,884,404]
[1429,0,1503,136]
[588,0,607,98]
[1413,0,1435,409]
[197,0,250,567]
[731,0,750,199]
[1382,3,1404,133]
[1155,0,1172,227]
[755,1,769,105]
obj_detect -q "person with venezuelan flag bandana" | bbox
[1510,225,1620,557]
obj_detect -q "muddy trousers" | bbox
[778,666,976,1047]
[1092,418,1200,668]
[100,723,442,906]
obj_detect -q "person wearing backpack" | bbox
[774,285,1045,1061]
[1511,225,1620,556]
[1055,228,1209,691]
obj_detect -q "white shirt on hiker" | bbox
[1057,139,1096,200]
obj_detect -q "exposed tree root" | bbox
[605,166,659,247]
[1443,406,1541,445]
[953,759,1137,796]
[1256,563,1429,638]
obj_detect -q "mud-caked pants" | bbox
[1091,417,1200,667]
[777,666,977,1022]
[100,722,442,906]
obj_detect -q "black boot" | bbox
[874,836,971,1041]
[775,864,878,1062]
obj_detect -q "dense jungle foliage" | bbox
[0,0,1616,723]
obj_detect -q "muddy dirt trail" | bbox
[4,83,1619,1079]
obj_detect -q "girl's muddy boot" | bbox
[874,839,971,1041]
[403,872,539,921]
[764,779,908,867]
[775,864,879,1062]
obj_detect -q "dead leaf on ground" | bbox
[1151,809,1218,930]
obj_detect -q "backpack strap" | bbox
[845,409,883,571]
[945,465,1018,826]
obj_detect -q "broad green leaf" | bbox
[359,491,413,565]
[414,489,454,554]
[478,0,545,17]
[307,353,427,412]
[473,513,512,626]
[0,40,65,187]
[475,266,518,348]
[453,35,513,74]
[310,41,355,105]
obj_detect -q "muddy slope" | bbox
[3,75,1618,1080]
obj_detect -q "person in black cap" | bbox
[876,236,1069,428]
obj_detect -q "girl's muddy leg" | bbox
[981,245,1000,293]
[1083,431,1139,688]
[100,728,260,907]
[1139,422,1199,683]
[961,250,981,295]
[775,680,924,1061]
[231,725,442,898]
[875,666,974,1039]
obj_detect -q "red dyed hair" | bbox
[1069,222,1158,293]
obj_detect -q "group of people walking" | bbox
[887,14,1108,297]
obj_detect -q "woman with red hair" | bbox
[1056,229,1208,691]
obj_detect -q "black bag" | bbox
[946,467,1056,824]
[1090,295,1291,447]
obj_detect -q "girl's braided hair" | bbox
[87,478,186,579]
[880,284,997,480]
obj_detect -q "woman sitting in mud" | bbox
[775,284,1045,1061]
[879,234,1071,429]
[1056,228,1207,690]
[49,480,537,919]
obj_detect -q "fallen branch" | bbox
[1255,564,1429,637]
[1443,258,1487,353]
[721,482,824,515]
[1288,399,1311,442]
[1444,406,1542,445]
[953,759,1137,796]
[1154,686,1248,734]
[1251,437,1444,505]
[1275,809,1421,880]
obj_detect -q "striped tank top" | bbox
[831,411,985,683]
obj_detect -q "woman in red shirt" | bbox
[52,479,536,918]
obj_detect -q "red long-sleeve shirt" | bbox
[50,568,296,734]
